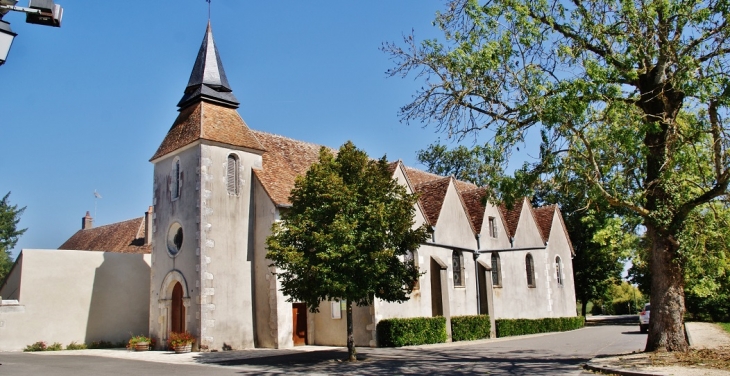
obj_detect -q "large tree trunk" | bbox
[645,224,688,352]
[346,301,357,361]
[581,301,587,317]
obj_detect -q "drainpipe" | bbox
[474,234,482,315]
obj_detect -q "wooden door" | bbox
[292,303,307,345]
[478,264,489,315]
[171,282,185,334]
[430,259,443,317]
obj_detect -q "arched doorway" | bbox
[171,282,185,334]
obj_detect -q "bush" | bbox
[66,342,87,350]
[88,340,122,349]
[451,315,491,341]
[496,316,585,337]
[377,316,447,347]
[24,341,47,352]
[46,342,63,351]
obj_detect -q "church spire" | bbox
[177,21,240,110]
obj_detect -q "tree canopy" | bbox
[0,192,26,283]
[266,142,430,360]
[384,0,730,351]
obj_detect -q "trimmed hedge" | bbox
[451,315,491,341]
[495,316,585,337]
[377,316,447,347]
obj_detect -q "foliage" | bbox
[597,281,644,315]
[88,340,123,349]
[46,342,63,351]
[495,317,585,338]
[416,142,497,187]
[23,341,47,352]
[267,141,431,360]
[451,315,491,341]
[376,317,447,347]
[0,192,26,283]
[66,342,87,350]
[384,0,730,352]
[720,323,730,335]
[168,332,195,348]
[127,335,150,347]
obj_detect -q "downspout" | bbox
[474,234,481,315]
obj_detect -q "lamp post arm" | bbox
[0,5,42,15]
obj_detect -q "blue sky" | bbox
[1,1,532,257]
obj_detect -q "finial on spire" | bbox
[177,22,240,110]
[206,0,211,20]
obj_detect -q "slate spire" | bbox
[177,21,240,110]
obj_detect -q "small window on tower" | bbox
[488,217,498,238]
[227,154,239,195]
[172,158,181,200]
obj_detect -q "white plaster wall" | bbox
[545,211,577,317]
[0,249,151,352]
[150,145,202,349]
[433,183,476,249]
[511,198,546,248]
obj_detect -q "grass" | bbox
[719,323,730,335]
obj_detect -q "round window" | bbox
[167,222,184,256]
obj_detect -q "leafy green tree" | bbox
[0,192,26,283]
[384,0,730,352]
[266,142,430,361]
[417,142,499,187]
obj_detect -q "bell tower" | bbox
[149,22,265,351]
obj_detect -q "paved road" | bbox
[0,324,646,375]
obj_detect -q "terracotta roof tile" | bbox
[59,217,150,254]
[499,199,524,238]
[151,102,265,161]
[533,205,557,243]
[414,177,451,225]
[252,131,334,206]
[462,188,488,233]
[404,167,444,186]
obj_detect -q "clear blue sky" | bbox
[1,1,532,257]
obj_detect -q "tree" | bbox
[0,192,27,283]
[384,0,730,352]
[266,142,430,361]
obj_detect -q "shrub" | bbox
[496,316,585,337]
[24,341,47,352]
[66,342,87,350]
[451,315,491,341]
[88,340,118,349]
[377,316,447,347]
[46,342,63,351]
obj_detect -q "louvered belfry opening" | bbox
[227,154,239,195]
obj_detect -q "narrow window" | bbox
[227,154,239,195]
[452,250,464,287]
[491,252,501,287]
[405,250,419,290]
[526,253,535,287]
[555,256,563,286]
[172,159,181,199]
[488,217,498,238]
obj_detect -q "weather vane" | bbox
[206,0,211,20]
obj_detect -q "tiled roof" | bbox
[59,217,150,254]
[461,188,488,233]
[414,177,451,225]
[533,205,556,243]
[252,131,334,206]
[499,199,523,238]
[151,102,265,161]
[404,166,444,186]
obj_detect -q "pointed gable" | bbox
[499,198,524,239]
[533,205,557,244]
[414,177,451,226]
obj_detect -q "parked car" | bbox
[639,303,651,333]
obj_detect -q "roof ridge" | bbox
[83,216,143,231]
[251,130,335,151]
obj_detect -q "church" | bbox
[0,23,577,352]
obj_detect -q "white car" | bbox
[639,303,651,333]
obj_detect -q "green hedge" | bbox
[451,315,491,341]
[495,316,584,337]
[377,316,447,347]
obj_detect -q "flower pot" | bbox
[173,344,192,353]
[134,342,149,352]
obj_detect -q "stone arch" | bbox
[157,270,192,345]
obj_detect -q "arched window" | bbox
[491,252,502,287]
[452,250,464,287]
[227,154,239,195]
[555,256,563,286]
[526,253,536,288]
[172,158,181,200]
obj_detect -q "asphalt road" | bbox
[0,323,646,375]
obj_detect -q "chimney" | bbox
[145,206,154,245]
[82,211,93,230]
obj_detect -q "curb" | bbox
[583,362,663,376]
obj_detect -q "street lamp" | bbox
[0,0,63,66]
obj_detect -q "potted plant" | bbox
[128,335,151,351]
[168,332,195,353]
